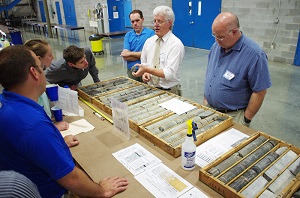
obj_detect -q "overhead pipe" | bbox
[0,0,22,12]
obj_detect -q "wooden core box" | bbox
[199,132,300,198]
[78,76,233,157]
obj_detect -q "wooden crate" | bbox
[77,87,94,103]
[126,92,180,133]
[77,76,140,102]
[79,76,176,132]
[77,76,233,157]
[139,105,233,157]
[199,132,300,198]
[279,177,300,198]
[91,85,166,130]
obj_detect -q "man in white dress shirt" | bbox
[132,5,185,95]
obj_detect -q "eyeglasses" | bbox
[151,20,167,25]
[212,30,234,41]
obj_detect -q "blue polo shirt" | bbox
[0,90,75,198]
[204,34,272,110]
[123,27,155,70]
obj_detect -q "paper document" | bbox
[56,87,79,115]
[135,163,193,198]
[60,119,95,137]
[112,143,162,176]
[159,98,196,115]
[111,98,130,140]
[195,128,249,168]
[179,187,209,198]
[63,105,84,116]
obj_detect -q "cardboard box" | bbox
[199,132,300,198]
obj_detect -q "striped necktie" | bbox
[152,37,162,86]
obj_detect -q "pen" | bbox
[93,111,105,120]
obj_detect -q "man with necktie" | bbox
[132,5,185,96]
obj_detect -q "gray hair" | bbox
[153,5,175,26]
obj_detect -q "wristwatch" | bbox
[244,116,252,124]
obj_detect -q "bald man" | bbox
[203,12,272,127]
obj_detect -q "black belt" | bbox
[215,108,245,113]
[156,87,171,91]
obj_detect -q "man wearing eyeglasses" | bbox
[45,45,100,90]
[132,5,185,96]
[0,45,129,198]
[203,12,272,127]
[121,10,154,82]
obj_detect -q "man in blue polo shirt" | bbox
[121,10,154,82]
[203,12,272,127]
[0,45,128,198]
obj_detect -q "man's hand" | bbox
[203,97,208,106]
[132,64,148,77]
[99,177,129,197]
[142,73,151,82]
[69,85,77,90]
[121,50,141,61]
[55,121,69,131]
[64,135,79,148]
[58,167,129,197]
[120,49,130,58]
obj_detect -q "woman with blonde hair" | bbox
[25,39,69,132]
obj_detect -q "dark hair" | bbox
[63,45,85,64]
[24,39,49,58]
[0,45,38,90]
[129,10,143,19]
[233,14,240,28]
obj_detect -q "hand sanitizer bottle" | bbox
[181,120,197,170]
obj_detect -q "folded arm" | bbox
[121,50,141,61]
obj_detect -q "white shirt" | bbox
[141,31,185,88]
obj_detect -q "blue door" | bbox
[55,2,62,25]
[173,0,221,50]
[123,0,132,28]
[294,31,300,66]
[38,1,46,22]
[62,0,77,26]
[107,0,125,32]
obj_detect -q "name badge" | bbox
[223,70,235,80]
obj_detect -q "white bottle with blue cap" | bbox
[181,120,198,170]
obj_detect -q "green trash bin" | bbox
[89,34,104,55]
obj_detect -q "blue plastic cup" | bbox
[51,106,63,122]
[46,84,58,101]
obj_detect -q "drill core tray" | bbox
[199,132,300,198]
[77,76,233,157]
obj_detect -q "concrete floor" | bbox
[2,28,300,147]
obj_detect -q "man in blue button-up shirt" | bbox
[203,12,272,127]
